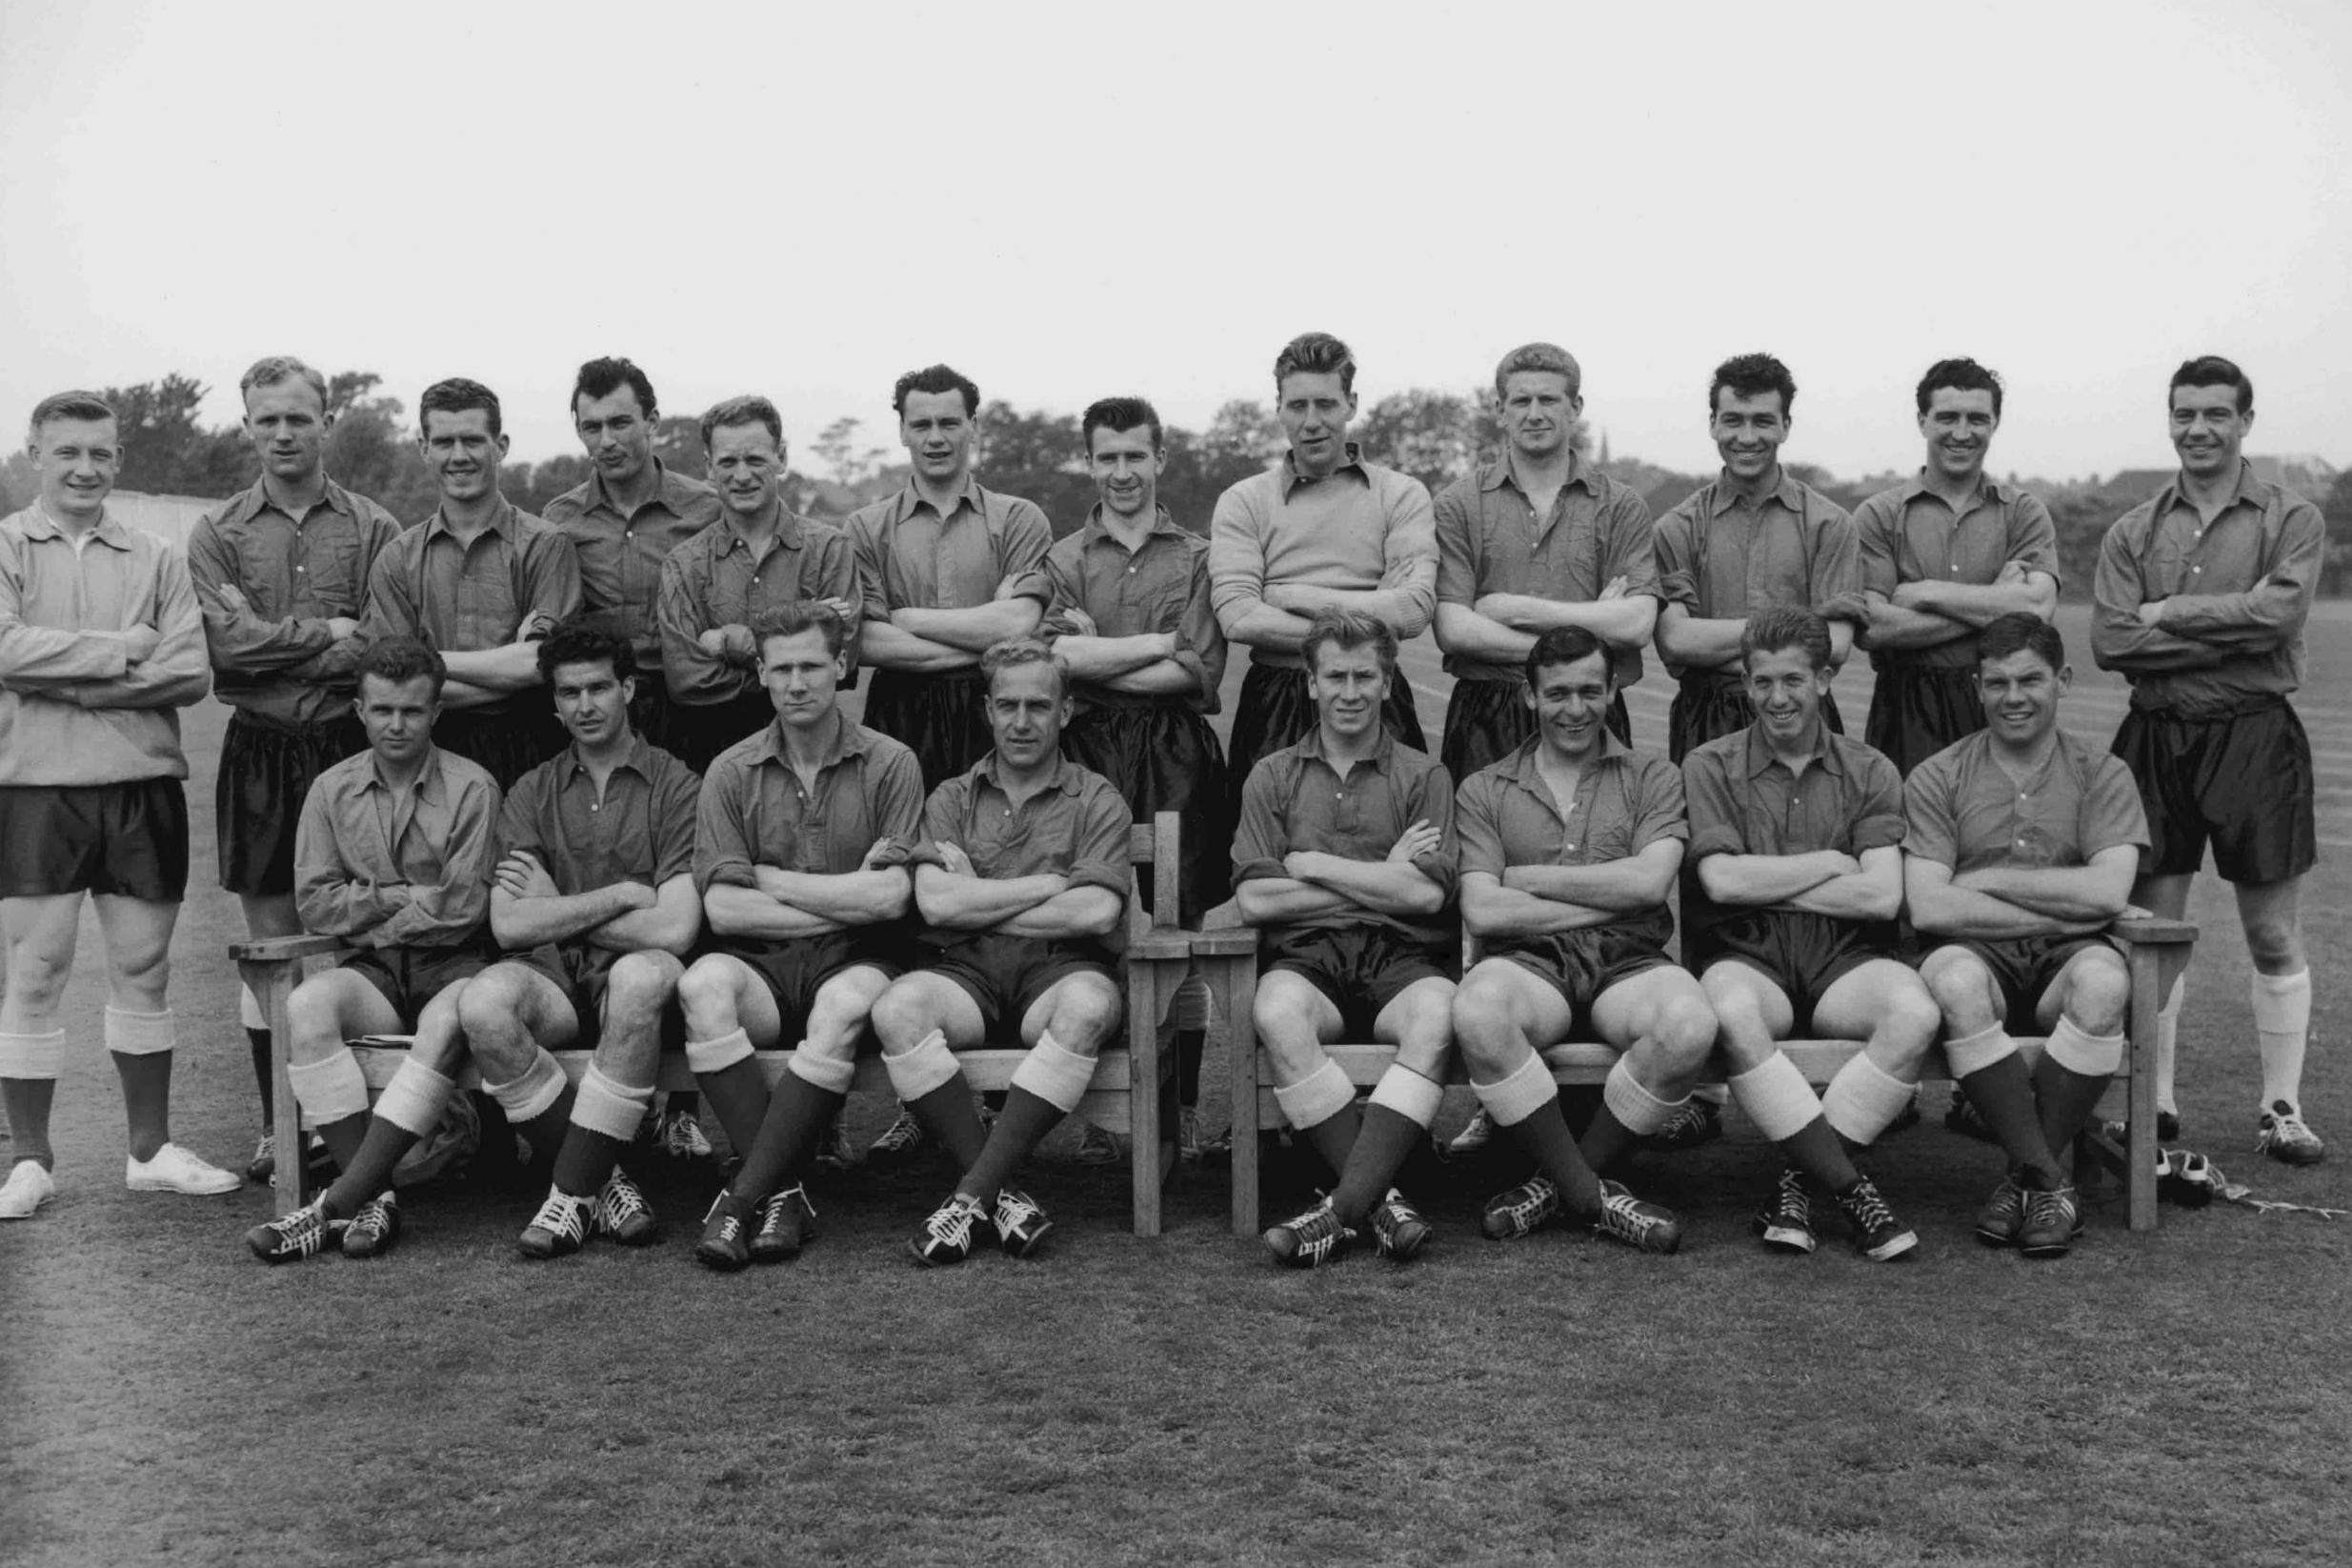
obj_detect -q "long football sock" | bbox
[2154,974,2183,1114]
[733,1054,853,1202]
[1477,1055,1601,1216]
[1329,1067,1441,1225]
[1948,1027,2060,1181]
[2252,969,2312,1110]
[2039,1017,2124,1156]
[248,1029,275,1121]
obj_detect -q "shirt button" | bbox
[295,565,306,573]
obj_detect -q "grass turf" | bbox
[6,603,2351,1567]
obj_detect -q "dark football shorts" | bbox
[1937,934,2122,1033]
[432,705,568,794]
[864,667,991,794]
[340,944,492,1028]
[0,778,189,901]
[1863,659,1983,778]
[1697,909,1898,1034]
[664,687,776,774]
[1225,662,1425,819]
[216,710,367,896]
[2112,697,2315,884]
[920,933,1115,1037]
[1671,673,1841,765]
[1490,908,1676,1022]
[725,933,905,1031]
[1261,925,1457,1040]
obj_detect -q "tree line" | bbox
[7,372,2349,601]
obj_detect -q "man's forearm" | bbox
[1056,634,1168,680]
[917,872,1064,927]
[1956,866,2129,921]
[893,600,1040,653]
[1658,613,1746,669]
[440,643,541,690]
[1698,852,1844,906]
[1912,883,2082,941]
[1477,593,1654,645]
[1464,885,1619,937]
[1435,603,1537,664]
[1861,597,1969,652]
[1296,854,1442,916]
[704,885,842,939]
[996,888,1124,941]
[1500,863,1667,913]
[754,867,910,924]
[859,621,976,671]
[493,883,648,949]
[1906,577,2055,627]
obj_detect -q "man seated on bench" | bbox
[1236,609,1459,1268]
[1683,607,1938,1262]
[245,637,500,1261]
[1450,627,1705,1254]
[873,637,1131,1266]
[452,622,702,1259]
[1905,612,2146,1258]
[677,604,925,1272]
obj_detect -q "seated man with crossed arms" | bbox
[454,622,703,1259]
[1906,613,2146,1257]
[872,638,1131,1267]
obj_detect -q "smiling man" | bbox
[1655,353,1864,764]
[0,391,232,1220]
[1854,359,2061,775]
[1210,332,1438,820]
[2090,356,2326,1164]
[1681,609,1936,1261]
[359,378,583,790]
[1234,611,1458,1268]
[871,638,1131,1266]
[656,395,859,772]
[453,621,703,1259]
[544,357,721,757]
[1907,613,2147,1256]
[188,355,406,1182]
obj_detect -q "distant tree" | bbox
[324,383,435,520]
[653,416,706,480]
[975,400,1093,533]
[97,373,247,497]
[1197,399,1284,472]
[1356,389,1479,495]
[0,450,35,513]
[2044,488,2112,603]
[812,416,889,490]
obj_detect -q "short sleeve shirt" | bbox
[655,512,860,704]
[495,734,700,902]
[694,718,926,893]
[1681,726,1904,941]
[1854,476,2061,669]
[1041,505,1226,712]
[921,754,1134,898]
[542,463,723,665]
[1433,456,1658,689]
[1232,729,1456,941]
[1903,730,2148,874]
[360,500,583,712]
[847,480,1051,621]
[1654,472,1863,663]
[1456,734,1686,881]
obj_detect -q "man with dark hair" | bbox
[2091,355,2325,1163]
[847,364,1053,1162]
[359,377,582,790]
[243,637,501,1259]
[1908,613,2146,1256]
[1210,332,1438,818]
[544,357,721,757]
[188,355,407,1182]
[657,395,860,773]
[1235,610,1457,1267]
[1433,342,1658,777]
[679,603,926,1270]
[1655,353,1864,763]
[1041,394,1230,1162]
[1681,608,1934,1260]
[874,638,1131,1266]
[0,392,233,1220]
[1448,627,1699,1252]
[1855,358,2060,774]
[447,622,703,1258]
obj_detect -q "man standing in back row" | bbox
[1210,332,1438,816]
[1854,358,2059,775]
[2091,355,2326,1164]
[188,355,405,1182]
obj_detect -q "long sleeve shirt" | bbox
[294,746,499,948]
[186,477,405,726]
[656,511,860,706]
[2088,461,2322,717]
[1209,445,1437,664]
[0,505,211,785]
[542,461,722,671]
[358,500,583,714]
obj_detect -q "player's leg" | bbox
[2003,943,2133,1256]
[0,893,85,1186]
[1452,957,1600,1220]
[318,975,474,1224]
[1920,945,2064,1184]
[1704,958,1865,1253]
[1584,963,1715,1173]
[678,951,785,1159]
[871,971,991,1168]
[528,951,682,1256]
[956,967,1123,1230]
[2133,871,2195,1134]
[281,967,404,1176]
[236,893,304,1176]
[88,895,206,1173]
[733,963,895,1210]
[1253,968,1357,1179]
[1804,958,1934,1259]
[458,961,582,1178]
[2237,875,2322,1162]
[1327,975,1455,1248]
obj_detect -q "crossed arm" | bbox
[704,840,915,940]
[1235,820,1449,925]
[1696,842,1904,922]
[1461,838,1683,938]
[1861,561,2058,652]
[1905,845,2138,940]
[491,858,702,955]
[1436,577,1658,664]
[914,844,1122,939]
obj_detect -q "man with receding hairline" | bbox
[189,354,406,1182]
[0,391,233,1219]
[545,356,722,756]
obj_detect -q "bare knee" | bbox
[1450,973,1520,1071]
[1044,980,1121,1055]
[1922,954,2000,1033]
[2065,955,2131,1035]
[7,945,73,1013]
[1652,992,1719,1072]
[868,980,934,1050]
[605,953,679,1016]
[456,971,527,1040]
[1880,979,1944,1052]
[2241,914,2302,973]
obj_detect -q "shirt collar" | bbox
[1077,502,1185,550]
[423,497,517,545]
[1708,469,1805,517]
[1742,721,1844,779]
[973,749,1083,795]
[364,746,450,801]
[892,476,984,524]
[1499,727,1628,788]
[26,503,134,551]
[224,475,359,528]
[1294,721,1397,773]
[1481,451,1597,497]
[748,710,870,771]
[559,731,657,782]
[2159,457,2262,518]
[720,505,805,554]
[591,458,701,519]
[1279,443,1371,497]
[1898,470,2011,508]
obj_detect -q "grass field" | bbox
[7,605,2350,1567]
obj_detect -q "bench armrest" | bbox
[2111,915,2197,947]
[228,934,344,962]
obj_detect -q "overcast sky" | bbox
[4,0,2347,488]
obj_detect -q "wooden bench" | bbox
[233,813,1200,1236]
[1216,916,2198,1238]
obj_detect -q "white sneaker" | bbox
[126,1143,241,1196]
[0,1159,56,1218]
[1446,1108,1496,1158]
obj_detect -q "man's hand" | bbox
[1387,819,1442,864]
[815,596,858,625]
[1060,607,1099,637]
[1598,574,1629,600]
[325,617,360,640]
[697,628,730,656]
[513,611,556,645]
[493,851,562,900]
[2137,599,2167,627]
[719,623,758,663]
[862,835,908,871]
[936,841,977,877]
[1264,583,1313,613]
[122,623,161,664]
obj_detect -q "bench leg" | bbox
[1126,962,1165,1237]
[1217,957,1260,1239]
[2124,942,2164,1232]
